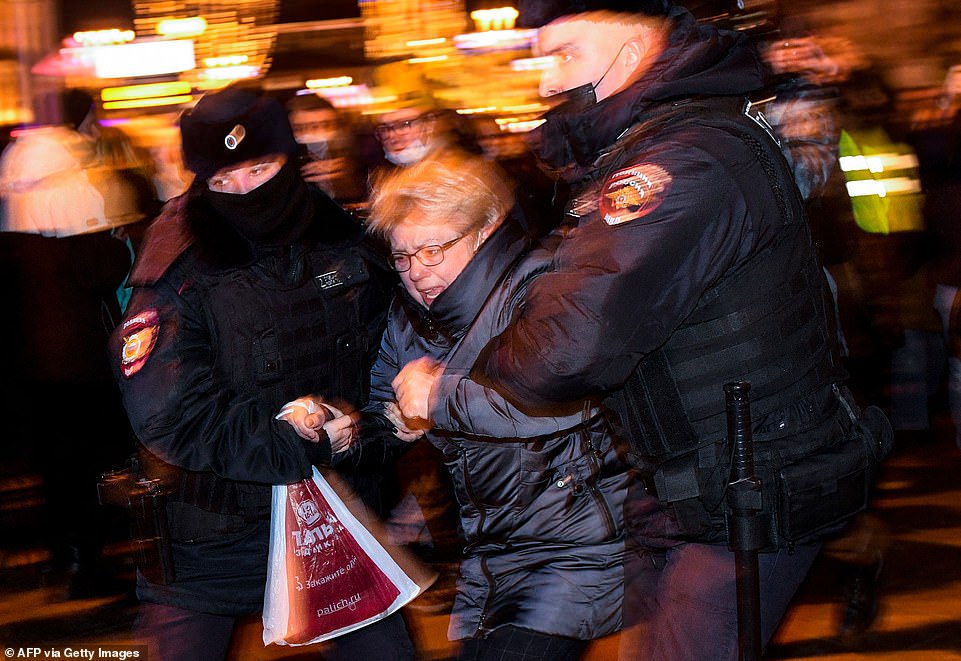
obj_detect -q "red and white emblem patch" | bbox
[120,309,160,378]
[600,163,672,226]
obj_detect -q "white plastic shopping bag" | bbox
[263,467,424,646]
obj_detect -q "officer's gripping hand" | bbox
[277,397,359,456]
[393,357,442,424]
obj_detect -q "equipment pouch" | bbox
[98,463,176,585]
[129,479,176,585]
[776,405,892,544]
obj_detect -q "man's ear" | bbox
[623,38,645,73]
[622,23,667,83]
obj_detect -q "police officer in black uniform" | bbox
[108,86,412,661]
[391,2,893,659]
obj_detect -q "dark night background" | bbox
[58,0,363,34]
[58,0,501,35]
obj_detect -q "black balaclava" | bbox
[201,159,313,248]
[180,86,312,249]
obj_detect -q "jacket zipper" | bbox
[585,445,617,538]
[475,554,496,636]
[460,448,491,558]
[457,446,497,636]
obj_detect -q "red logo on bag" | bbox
[283,479,401,644]
[296,500,321,527]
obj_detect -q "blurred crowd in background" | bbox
[0,0,958,640]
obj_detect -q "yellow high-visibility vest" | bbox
[838,127,924,233]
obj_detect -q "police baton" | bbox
[724,381,763,661]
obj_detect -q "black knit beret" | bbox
[516,0,673,28]
[180,86,298,180]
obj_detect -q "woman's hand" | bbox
[383,401,427,442]
[392,357,442,423]
[322,405,357,454]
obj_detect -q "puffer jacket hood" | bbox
[529,5,765,179]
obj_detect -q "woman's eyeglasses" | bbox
[390,235,466,272]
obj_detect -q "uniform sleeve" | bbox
[431,367,588,437]
[365,299,579,442]
[473,142,758,411]
[110,277,314,484]
[430,255,589,436]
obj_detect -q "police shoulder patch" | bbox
[120,309,160,378]
[600,163,672,226]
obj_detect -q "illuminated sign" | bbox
[101,81,192,102]
[470,8,519,31]
[306,76,353,89]
[156,17,208,38]
[73,29,135,46]
[102,95,194,110]
[198,65,260,83]
[453,29,535,52]
[93,40,196,78]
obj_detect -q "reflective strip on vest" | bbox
[838,128,924,233]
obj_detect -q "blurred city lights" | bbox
[496,118,546,132]
[454,29,535,52]
[156,17,208,38]
[203,55,249,68]
[407,55,448,64]
[198,65,260,83]
[510,56,554,72]
[298,85,384,108]
[93,39,196,78]
[469,7,519,32]
[101,81,192,102]
[499,102,549,114]
[406,38,447,48]
[72,29,136,46]
[102,95,194,110]
[306,76,354,89]
[845,178,922,198]
[839,153,921,174]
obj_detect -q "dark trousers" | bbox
[134,602,414,661]
[456,626,588,661]
[619,539,820,660]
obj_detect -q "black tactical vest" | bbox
[600,97,875,545]
[145,238,388,535]
[200,243,378,408]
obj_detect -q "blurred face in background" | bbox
[290,107,343,160]
[376,108,436,166]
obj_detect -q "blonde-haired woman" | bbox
[282,149,630,661]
